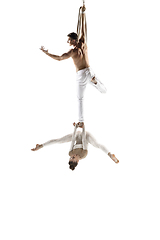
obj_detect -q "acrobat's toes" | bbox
[112,154,119,163]
[108,153,119,163]
[31,144,43,151]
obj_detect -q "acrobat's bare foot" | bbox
[91,76,97,85]
[77,122,84,128]
[31,144,43,151]
[108,152,119,163]
[73,122,78,128]
[73,122,84,128]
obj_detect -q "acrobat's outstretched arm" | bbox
[31,133,73,151]
[86,133,119,163]
[40,46,74,61]
[81,5,87,42]
[77,4,87,43]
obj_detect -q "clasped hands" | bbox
[80,5,86,12]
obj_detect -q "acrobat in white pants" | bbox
[41,124,118,163]
[42,125,108,152]
[76,67,107,122]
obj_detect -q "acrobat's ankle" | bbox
[31,144,43,151]
[78,122,84,128]
[108,152,119,163]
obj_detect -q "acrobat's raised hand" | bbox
[40,46,48,53]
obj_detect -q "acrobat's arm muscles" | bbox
[86,133,109,155]
[60,49,74,60]
[79,6,87,43]
[41,47,74,61]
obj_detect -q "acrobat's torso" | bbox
[72,41,90,72]
[69,131,88,159]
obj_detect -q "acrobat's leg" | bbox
[76,70,89,123]
[91,76,97,84]
[91,76,107,93]
[86,133,119,163]
[87,132,109,154]
[77,83,87,124]
[31,134,73,151]
[89,70,107,93]
[43,134,73,147]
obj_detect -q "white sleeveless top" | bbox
[73,144,83,150]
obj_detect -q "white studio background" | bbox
[0,0,160,239]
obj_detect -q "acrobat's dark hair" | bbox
[68,161,78,171]
[67,32,78,41]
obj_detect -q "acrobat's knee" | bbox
[91,76,97,85]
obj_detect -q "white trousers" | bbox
[42,126,109,156]
[76,67,107,122]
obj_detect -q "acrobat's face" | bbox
[67,37,76,46]
[70,154,80,163]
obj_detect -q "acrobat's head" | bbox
[67,32,78,46]
[68,154,81,171]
